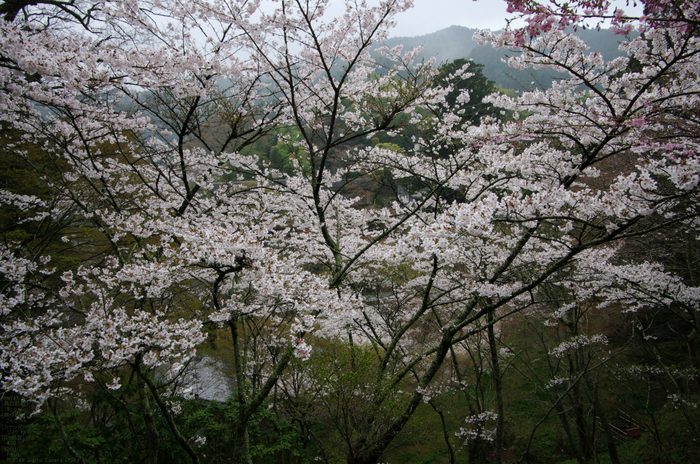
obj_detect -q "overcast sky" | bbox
[390,0,513,37]
[387,0,644,37]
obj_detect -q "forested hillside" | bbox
[1,1,699,464]
[383,25,631,89]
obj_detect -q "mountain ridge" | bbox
[382,25,631,89]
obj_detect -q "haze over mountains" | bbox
[383,25,631,90]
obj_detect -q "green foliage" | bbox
[5,403,141,464]
[374,142,403,153]
[228,126,311,179]
[4,388,311,464]
[433,59,498,125]
[281,343,412,463]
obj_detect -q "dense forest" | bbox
[1,1,699,464]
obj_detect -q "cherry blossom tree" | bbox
[332,0,700,461]
[0,0,437,462]
[2,0,700,463]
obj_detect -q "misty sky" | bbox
[388,0,645,37]
[391,0,513,37]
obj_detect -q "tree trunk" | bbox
[137,374,161,464]
[429,400,456,464]
[595,399,619,464]
[488,309,505,464]
[556,401,585,464]
[233,423,253,464]
[230,318,253,464]
[570,357,593,462]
